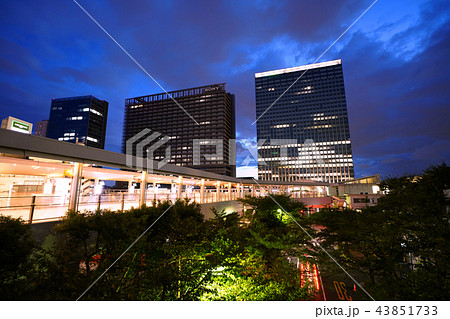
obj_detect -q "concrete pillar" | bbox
[216,182,221,202]
[228,182,232,201]
[68,162,83,211]
[251,185,256,197]
[177,175,183,199]
[128,180,134,194]
[93,178,102,195]
[153,182,157,201]
[200,179,205,204]
[139,170,148,207]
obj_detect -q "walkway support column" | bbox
[228,182,232,201]
[177,175,183,199]
[68,162,83,211]
[200,179,205,204]
[216,182,221,202]
[139,170,148,207]
[128,180,134,194]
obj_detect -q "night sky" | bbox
[1,0,449,178]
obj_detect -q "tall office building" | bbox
[255,59,354,183]
[123,83,236,177]
[35,120,48,137]
[46,95,108,149]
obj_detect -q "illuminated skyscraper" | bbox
[255,59,354,183]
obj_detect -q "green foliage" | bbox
[201,253,309,301]
[1,196,315,300]
[0,216,36,300]
[311,163,450,300]
[0,216,35,273]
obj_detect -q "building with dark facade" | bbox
[35,120,48,137]
[255,59,354,183]
[123,83,236,177]
[46,95,108,149]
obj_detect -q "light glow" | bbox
[255,59,341,78]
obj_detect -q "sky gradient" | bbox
[1,0,449,178]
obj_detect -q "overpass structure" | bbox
[0,129,336,223]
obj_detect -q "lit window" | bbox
[90,109,102,116]
[66,116,83,121]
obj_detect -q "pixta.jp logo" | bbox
[126,129,171,173]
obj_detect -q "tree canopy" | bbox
[310,163,450,300]
[0,196,315,300]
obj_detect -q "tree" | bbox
[0,216,36,300]
[310,163,450,300]
[1,196,315,300]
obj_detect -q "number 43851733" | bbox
[375,306,437,316]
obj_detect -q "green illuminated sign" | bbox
[12,120,30,132]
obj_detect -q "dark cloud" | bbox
[339,1,450,177]
[0,0,448,178]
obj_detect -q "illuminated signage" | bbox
[204,86,220,92]
[11,120,31,133]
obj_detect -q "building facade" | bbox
[122,83,236,177]
[1,116,33,134]
[35,120,48,137]
[46,95,108,149]
[255,59,354,183]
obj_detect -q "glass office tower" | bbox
[255,59,354,183]
[46,95,108,149]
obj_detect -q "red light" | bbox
[300,263,305,287]
[313,264,320,291]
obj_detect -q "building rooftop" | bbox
[52,95,106,103]
[255,59,342,78]
[125,83,226,106]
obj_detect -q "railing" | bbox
[0,189,325,224]
[0,190,248,224]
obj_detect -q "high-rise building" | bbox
[123,83,236,177]
[255,59,354,183]
[35,120,48,137]
[46,95,108,149]
[1,116,33,134]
